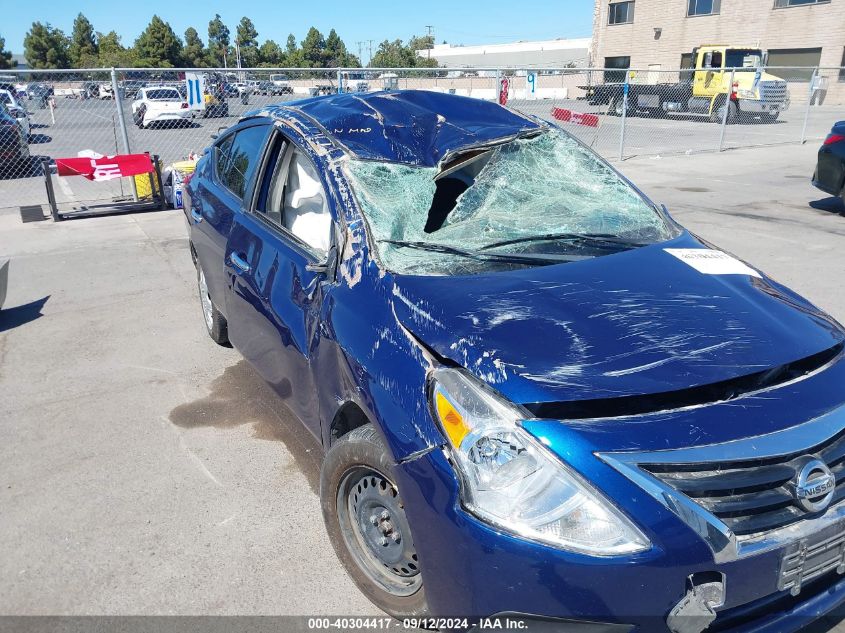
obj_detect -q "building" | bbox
[11,55,29,71]
[420,38,592,69]
[591,0,845,78]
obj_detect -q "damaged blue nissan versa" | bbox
[183,90,845,632]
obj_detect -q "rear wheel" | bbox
[321,425,428,618]
[197,265,229,345]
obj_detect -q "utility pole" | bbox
[367,40,374,66]
[356,41,364,65]
[425,25,434,60]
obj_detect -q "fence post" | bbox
[337,69,343,94]
[110,67,137,201]
[800,67,817,144]
[618,71,630,161]
[718,68,735,152]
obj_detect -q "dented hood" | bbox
[389,233,844,406]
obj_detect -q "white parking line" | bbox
[56,176,76,203]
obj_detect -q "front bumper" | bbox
[395,447,845,632]
[738,99,788,114]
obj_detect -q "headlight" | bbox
[736,89,758,99]
[429,368,649,556]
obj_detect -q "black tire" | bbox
[760,112,780,123]
[134,105,146,128]
[710,98,736,124]
[196,264,229,345]
[321,424,429,618]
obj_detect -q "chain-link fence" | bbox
[1,65,843,211]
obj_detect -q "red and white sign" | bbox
[55,153,153,182]
[551,107,599,128]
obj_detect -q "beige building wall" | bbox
[591,0,845,71]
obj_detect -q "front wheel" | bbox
[759,111,780,123]
[321,425,429,618]
[711,99,737,124]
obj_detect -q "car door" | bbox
[224,127,336,440]
[188,122,270,314]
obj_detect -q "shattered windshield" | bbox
[346,129,678,275]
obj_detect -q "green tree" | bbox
[409,34,438,68]
[285,33,297,56]
[23,22,70,69]
[235,17,259,67]
[207,14,230,67]
[325,28,358,67]
[182,27,206,67]
[69,13,98,68]
[258,39,284,67]
[300,27,326,67]
[97,30,138,67]
[370,39,415,68]
[0,35,13,70]
[134,16,181,67]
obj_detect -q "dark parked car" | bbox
[121,80,144,99]
[184,91,845,632]
[813,121,845,202]
[0,101,30,176]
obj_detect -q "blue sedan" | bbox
[184,90,845,632]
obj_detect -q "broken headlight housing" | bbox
[430,367,649,556]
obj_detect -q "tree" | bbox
[370,39,415,68]
[135,16,181,67]
[69,13,98,68]
[0,35,13,70]
[23,22,70,69]
[324,28,357,67]
[97,31,137,67]
[182,27,206,67]
[207,14,230,67]
[409,34,438,68]
[285,34,297,56]
[235,17,259,67]
[300,27,326,67]
[258,39,284,67]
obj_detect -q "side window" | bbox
[256,134,332,257]
[218,125,269,199]
[214,134,234,183]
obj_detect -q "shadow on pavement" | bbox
[810,197,845,216]
[0,295,50,333]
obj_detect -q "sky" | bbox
[2,0,594,64]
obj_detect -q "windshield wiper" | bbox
[378,239,582,264]
[478,232,648,251]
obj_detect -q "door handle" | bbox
[190,208,203,223]
[230,252,251,273]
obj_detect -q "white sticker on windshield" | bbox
[665,248,761,278]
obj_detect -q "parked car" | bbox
[0,89,30,138]
[254,80,286,96]
[0,102,29,171]
[183,90,845,632]
[131,87,191,129]
[269,74,294,94]
[813,121,845,202]
[26,82,53,107]
[121,80,144,99]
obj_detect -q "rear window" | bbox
[146,89,181,101]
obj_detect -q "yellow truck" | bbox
[586,45,790,123]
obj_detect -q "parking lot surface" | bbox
[1,142,845,627]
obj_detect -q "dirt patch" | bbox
[169,360,323,493]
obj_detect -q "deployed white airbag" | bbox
[285,151,331,254]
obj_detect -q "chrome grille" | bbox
[640,432,845,538]
[760,80,788,105]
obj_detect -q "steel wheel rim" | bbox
[198,268,214,331]
[337,466,422,597]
